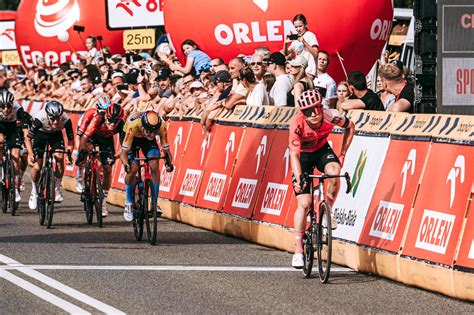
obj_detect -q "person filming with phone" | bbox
[283,14,319,80]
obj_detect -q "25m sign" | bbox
[106,0,164,29]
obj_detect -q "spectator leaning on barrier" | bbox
[220,57,248,109]
[201,70,233,133]
[239,66,270,106]
[160,39,211,76]
[250,54,266,83]
[288,55,314,107]
[376,75,395,110]
[339,71,384,112]
[336,81,351,111]
[313,51,337,109]
[267,52,294,106]
[378,63,415,113]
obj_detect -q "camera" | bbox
[288,34,300,40]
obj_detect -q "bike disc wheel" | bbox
[144,179,157,245]
[317,201,332,283]
[6,159,17,215]
[38,173,46,225]
[303,214,315,278]
[45,168,55,229]
[93,169,103,228]
[132,183,144,241]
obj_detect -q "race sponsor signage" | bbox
[260,182,288,216]
[178,169,202,197]
[1,50,21,65]
[332,135,390,243]
[442,58,474,106]
[123,29,155,50]
[359,140,431,252]
[223,128,275,218]
[402,143,473,266]
[163,0,393,82]
[15,0,124,68]
[455,200,474,270]
[196,125,244,210]
[0,19,16,51]
[106,0,164,29]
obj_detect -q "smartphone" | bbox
[288,34,300,40]
[125,53,131,65]
[117,84,128,91]
[140,69,146,76]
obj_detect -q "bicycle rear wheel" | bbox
[45,167,55,229]
[144,179,157,245]
[6,158,17,215]
[317,201,332,283]
[93,169,103,228]
[303,213,316,278]
[132,183,144,241]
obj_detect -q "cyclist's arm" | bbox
[158,124,172,162]
[26,118,42,157]
[120,128,134,167]
[16,107,27,128]
[340,120,355,157]
[64,119,75,152]
[289,119,303,191]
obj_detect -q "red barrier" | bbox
[454,199,474,271]
[223,128,276,218]
[195,125,244,210]
[111,134,125,191]
[252,129,294,226]
[158,120,193,199]
[402,143,473,266]
[172,122,214,205]
[358,140,431,252]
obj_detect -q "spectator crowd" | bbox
[0,14,415,133]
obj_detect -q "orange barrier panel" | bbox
[63,112,81,178]
[401,143,473,266]
[110,134,125,191]
[195,125,244,211]
[158,120,193,199]
[455,198,474,271]
[223,128,276,218]
[358,139,431,252]
[252,129,295,226]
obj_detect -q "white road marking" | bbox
[0,269,90,315]
[0,264,354,272]
[0,254,125,315]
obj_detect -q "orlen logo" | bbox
[34,0,80,37]
[159,166,174,193]
[179,169,202,197]
[369,201,404,241]
[370,19,392,41]
[231,178,257,209]
[415,209,455,254]
[261,182,288,216]
[446,155,465,208]
[400,149,416,197]
[203,172,227,203]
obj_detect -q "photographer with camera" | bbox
[283,14,319,80]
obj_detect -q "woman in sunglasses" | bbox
[288,90,354,269]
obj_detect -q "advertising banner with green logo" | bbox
[332,135,390,243]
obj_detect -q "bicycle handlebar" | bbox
[300,172,352,194]
[129,155,174,172]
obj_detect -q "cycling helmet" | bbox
[95,96,111,111]
[45,100,64,117]
[141,111,161,132]
[297,90,323,110]
[0,90,14,108]
[105,103,124,122]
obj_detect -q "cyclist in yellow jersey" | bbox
[120,111,172,221]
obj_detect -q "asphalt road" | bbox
[1,179,473,314]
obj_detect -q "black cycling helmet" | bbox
[105,103,124,122]
[45,100,64,118]
[0,90,14,108]
[141,111,161,132]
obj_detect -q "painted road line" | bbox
[0,264,354,272]
[0,269,90,315]
[0,254,125,315]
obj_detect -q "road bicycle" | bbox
[129,149,173,245]
[300,172,351,283]
[37,146,70,229]
[0,141,18,215]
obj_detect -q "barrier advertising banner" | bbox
[172,123,214,205]
[195,125,244,210]
[358,140,431,251]
[111,134,125,191]
[332,135,390,242]
[253,130,295,226]
[223,128,276,218]
[402,143,473,266]
[455,200,474,271]
[158,121,193,199]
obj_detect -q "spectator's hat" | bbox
[111,70,124,79]
[156,68,171,79]
[268,52,286,66]
[391,60,404,72]
[210,70,231,83]
[189,81,205,90]
[289,55,308,68]
[126,68,140,84]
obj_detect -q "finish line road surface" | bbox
[1,181,473,314]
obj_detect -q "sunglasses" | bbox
[302,106,322,117]
[106,118,119,124]
[250,62,263,66]
[49,116,61,121]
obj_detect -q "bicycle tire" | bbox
[45,167,55,229]
[6,158,16,215]
[317,201,332,283]
[303,213,316,278]
[1,168,7,213]
[38,172,46,225]
[132,183,144,241]
[83,165,93,224]
[93,169,103,228]
[144,179,157,245]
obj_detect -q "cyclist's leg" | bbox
[50,132,66,202]
[124,140,139,204]
[29,134,46,209]
[316,143,341,208]
[141,138,160,203]
[96,135,115,216]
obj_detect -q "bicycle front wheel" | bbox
[45,167,55,229]
[303,213,316,278]
[83,166,93,225]
[144,179,157,245]
[132,183,144,241]
[1,165,7,213]
[93,169,103,228]
[6,159,16,215]
[317,201,332,283]
[37,172,46,225]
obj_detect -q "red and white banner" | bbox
[106,0,164,29]
[402,143,473,266]
[359,140,431,252]
[0,11,16,51]
[455,200,474,271]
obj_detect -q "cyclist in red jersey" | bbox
[76,103,125,217]
[289,90,355,269]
